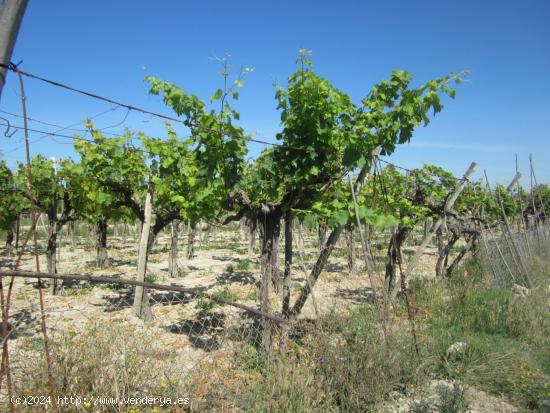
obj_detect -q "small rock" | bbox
[446,342,467,360]
[382,379,518,413]
[512,284,529,298]
[465,385,518,413]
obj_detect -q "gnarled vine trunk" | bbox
[47,219,61,294]
[5,228,14,256]
[186,224,196,260]
[260,210,281,293]
[96,217,109,269]
[435,232,458,277]
[385,225,410,296]
[168,219,180,277]
[259,208,281,353]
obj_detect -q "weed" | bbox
[239,354,336,412]
[144,272,158,284]
[236,260,251,271]
[194,288,239,312]
[12,321,185,402]
[236,255,550,412]
[409,398,432,413]
[436,383,468,413]
[319,271,340,282]
[99,282,125,292]
[415,257,550,411]
[195,298,215,312]
[332,248,347,257]
[245,288,258,301]
[211,288,238,303]
[63,285,93,296]
[235,345,265,373]
[291,281,302,291]
[314,306,423,410]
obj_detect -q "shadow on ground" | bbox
[5,309,38,341]
[166,310,226,351]
[333,286,378,305]
[216,270,256,286]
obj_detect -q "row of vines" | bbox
[1,51,549,360]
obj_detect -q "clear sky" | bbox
[1,0,549,186]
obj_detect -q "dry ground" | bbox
[4,225,443,353]
[1,224,449,410]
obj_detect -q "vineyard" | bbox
[0,50,549,413]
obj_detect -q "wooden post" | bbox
[497,191,532,287]
[513,155,533,255]
[133,191,153,321]
[0,0,29,101]
[3,65,58,411]
[506,171,521,192]
[484,170,518,284]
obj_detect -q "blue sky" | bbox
[1,0,549,185]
